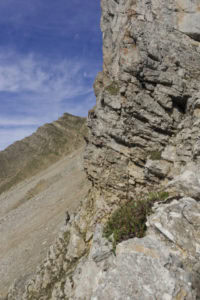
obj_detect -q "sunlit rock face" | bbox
[7,0,200,299]
[85,0,200,205]
[176,0,200,41]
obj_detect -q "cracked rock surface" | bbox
[6,0,200,299]
[90,198,200,300]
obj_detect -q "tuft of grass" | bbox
[105,82,120,96]
[103,191,169,249]
[147,191,169,202]
[149,150,162,160]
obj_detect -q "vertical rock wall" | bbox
[85,0,200,207]
[8,0,200,299]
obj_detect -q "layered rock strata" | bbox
[7,0,200,299]
[86,0,200,203]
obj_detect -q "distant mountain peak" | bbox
[0,113,87,195]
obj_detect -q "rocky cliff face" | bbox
[7,0,200,299]
[86,0,200,203]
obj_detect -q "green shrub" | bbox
[105,82,120,96]
[103,191,169,249]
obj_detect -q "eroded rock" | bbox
[7,0,200,298]
[168,167,200,200]
[56,198,200,300]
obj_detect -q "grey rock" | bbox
[92,236,195,300]
[168,168,200,199]
[89,224,113,263]
[145,159,170,180]
[176,0,200,41]
[80,198,200,300]
[9,0,200,298]
[70,225,114,300]
[161,145,177,163]
[85,0,200,202]
[66,227,86,260]
[148,198,200,256]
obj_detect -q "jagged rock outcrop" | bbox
[72,198,200,299]
[0,113,87,195]
[6,0,200,299]
[85,0,200,204]
[13,197,200,299]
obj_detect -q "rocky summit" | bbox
[4,0,200,299]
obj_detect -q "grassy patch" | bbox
[149,150,162,160]
[103,191,169,249]
[105,82,120,96]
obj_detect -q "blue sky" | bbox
[0,0,102,150]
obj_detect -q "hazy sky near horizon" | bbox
[0,0,102,150]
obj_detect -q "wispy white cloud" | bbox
[0,51,98,150]
[0,127,37,150]
[0,116,39,126]
[0,0,102,150]
[0,52,93,99]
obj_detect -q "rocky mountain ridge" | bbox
[6,0,200,299]
[0,114,89,299]
[0,113,87,196]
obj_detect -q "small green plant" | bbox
[149,150,162,160]
[147,191,169,202]
[103,191,169,249]
[105,81,120,96]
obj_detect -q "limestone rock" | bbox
[145,159,171,180]
[71,225,113,300]
[85,0,200,202]
[88,198,200,299]
[7,0,200,298]
[168,167,200,200]
[65,198,200,300]
[66,227,86,260]
[89,224,113,262]
[93,236,195,300]
[176,0,200,41]
[148,197,200,297]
